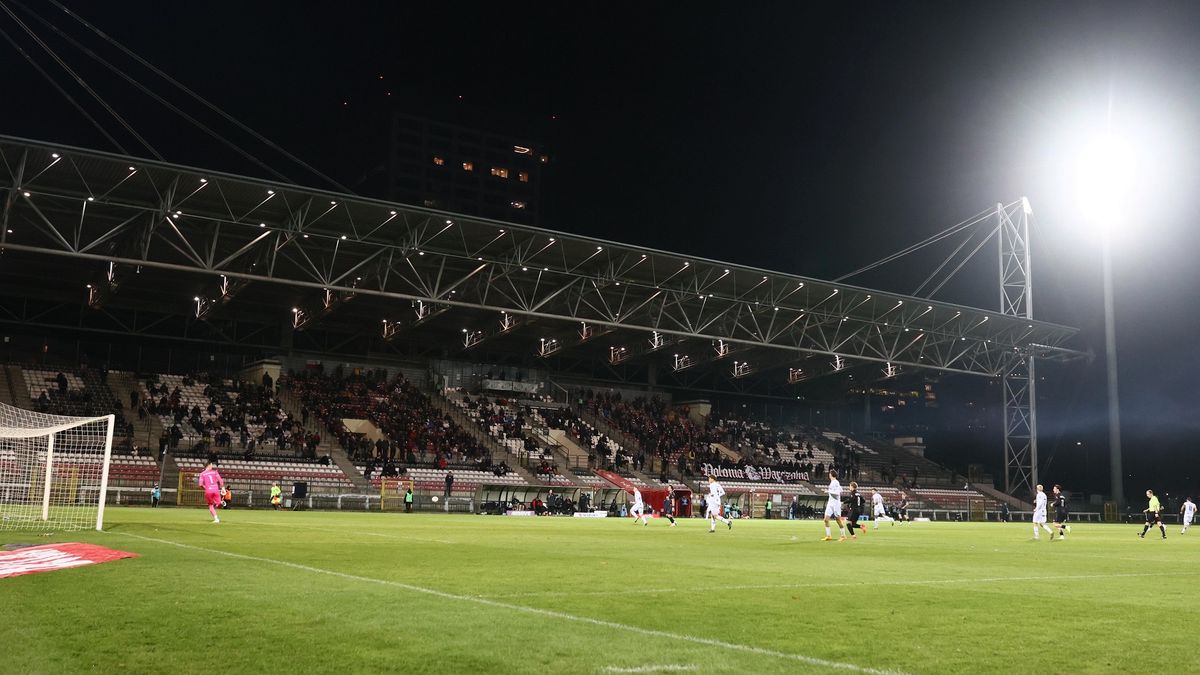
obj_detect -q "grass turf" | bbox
[2,508,1198,674]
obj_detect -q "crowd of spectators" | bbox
[579,391,714,472]
[286,371,495,475]
[144,373,314,459]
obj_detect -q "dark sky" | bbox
[5,1,1200,495]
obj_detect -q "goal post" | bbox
[0,401,115,532]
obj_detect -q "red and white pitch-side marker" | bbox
[0,543,138,579]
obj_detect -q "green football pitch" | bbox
[3,508,1198,674]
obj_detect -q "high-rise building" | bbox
[388,113,548,225]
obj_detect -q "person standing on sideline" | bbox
[629,487,649,526]
[1051,485,1072,540]
[763,496,772,520]
[404,485,414,513]
[822,469,847,541]
[150,483,161,508]
[270,482,282,510]
[444,471,454,498]
[871,489,889,529]
[1140,489,1166,539]
[197,460,225,523]
[704,475,732,533]
[1032,484,1053,540]
[1181,497,1196,535]
[661,489,677,527]
[1000,502,1011,523]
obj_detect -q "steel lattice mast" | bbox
[998,199,1038,498]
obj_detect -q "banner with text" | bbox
[700,463,809,483]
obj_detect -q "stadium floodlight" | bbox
[1074,132,1137,238]
[0,402,115,532]
[1074,126,1140,508]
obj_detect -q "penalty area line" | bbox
[116,532,903,675]
[602,665,698,673]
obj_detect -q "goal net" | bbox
[0,401,115,532]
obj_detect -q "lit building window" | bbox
[433,156,445,166]
[518,171,529,183]
[539,155,549,164]
[462,161,474,171]
[490,167,509,178]
[513,145,532,155]
[510,201,526,209]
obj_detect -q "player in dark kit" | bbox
[1051,485,1072,540]
[845,481,867,539]
[661,489,677,527]
[897,497,910,523]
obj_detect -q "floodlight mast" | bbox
[1075,129,1130,510]
[999,198,1038,499]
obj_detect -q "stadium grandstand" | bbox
[0,135,1084,520]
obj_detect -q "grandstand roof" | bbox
[0,135,1079,385]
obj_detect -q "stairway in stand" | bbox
[108,371,162,453]
[0,365,23,408]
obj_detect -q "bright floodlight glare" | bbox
[1074,133,1137,236]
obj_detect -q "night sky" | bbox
[5,1,1200,497]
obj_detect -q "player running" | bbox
[704,475,732,533]
[661,489,677,527]
[1051,484,1072,540]
[822,469,847,541]
[1140,489,1166,539]
[197,460,225,523]
[1032,484,1053,541]
[1181,497,1195,535]
[845,481,867,539]
[897,497,910,524]
[871,488,891,529]
[629,487,649,526]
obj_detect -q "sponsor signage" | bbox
[700,463,809,483]
[572,511,609,518]
[482,379,541,395]
[0,543,138,580]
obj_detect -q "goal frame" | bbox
[0,411,116,531]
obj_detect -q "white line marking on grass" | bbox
[483,571,1184,599]
[117,532,903,675]
[602,665,697,673]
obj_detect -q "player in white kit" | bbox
[871,489,891,529]
[1181,497,1196,535]
[629,487,649,526]
[822,469,847,541]
[704,475,732,532]
[1032,484,1054,541]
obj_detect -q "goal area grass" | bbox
[3,508,1197,674]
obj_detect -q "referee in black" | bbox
[845,481,867,539]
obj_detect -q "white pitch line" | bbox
[117,532,903,675]
[482,571,1185,599]
[602,665,698,673]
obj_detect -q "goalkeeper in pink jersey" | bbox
[197,461,225,523]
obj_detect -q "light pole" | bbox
[1101,234,1123,508]
[1076,132,1134,509]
